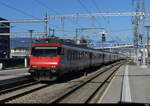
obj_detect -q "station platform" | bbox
[98,63,150,104]
[0,68,30,81]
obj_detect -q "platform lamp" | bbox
[10,25,14,58]
[29,30,34,48]
[141,26,149,68]
[144,26,150,55]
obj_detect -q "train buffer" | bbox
[98,64,150,104]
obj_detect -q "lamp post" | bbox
[141,26,149,68]
[145,26,150,53]
[29,30,33,48]
[10,25,14,58]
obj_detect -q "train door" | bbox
[60,47,65,70]
[103,53,105,64]
[89,53,92,67]
[66,50,71,70]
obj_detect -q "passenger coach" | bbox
[29,40,125,81]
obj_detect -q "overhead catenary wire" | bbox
[90,0,110,25]
[48,12,150,18]
[33,0,83,37]
[77,0,101,27]
[34,0,64,36]
[0,1,39,19]
[109,28,134,32]
[0,1,48,41]
[33,0,60,15]
[78,0,91,14]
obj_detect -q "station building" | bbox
[0,17,10,58]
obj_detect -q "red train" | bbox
[28,40,126,81]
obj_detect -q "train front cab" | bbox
[29,44,61,81]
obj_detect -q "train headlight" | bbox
[31,66,37,68]
[51,66,56,68]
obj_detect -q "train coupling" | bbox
[50,68,59,75]
[28,69,35,73]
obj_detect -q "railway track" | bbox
[0,81,53,104]
[0,76,55,103]
[0,61,125,104]
[49,61,124,104]
[0,76,33,92]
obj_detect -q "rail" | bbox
[50,61,124,103]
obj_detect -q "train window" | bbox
[31,46,61,57]
[58,47,61,55]
[67,50,68,60]
[82,52,84,58]
[78,52,80,60]
[73,51,76,60]
[74,51,76,60]
[103,54,105,59]
[82,52,84,57]
[70,51,71,60]
[73,51,75,60]
[70,51,72,60]
[75,51,77,60]
[84,52,86,57]
[67,50,70,60]
[85,52,87,57]
[80,52,82,59]
[61,48,64,55]
[100,54,102,58]
[77,52,78,60]
[71,51,73,60]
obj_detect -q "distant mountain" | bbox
[87,38,133,48]
[10,38,36,49]
[10,37,134,49]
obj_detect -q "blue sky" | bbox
[0,0,150,42]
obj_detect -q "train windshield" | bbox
[31,46,60,57]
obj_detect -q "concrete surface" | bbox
[98,64,150,104]
[0,68,30,81]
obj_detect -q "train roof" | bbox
[33,37,122,55]
[32,43,61,47]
